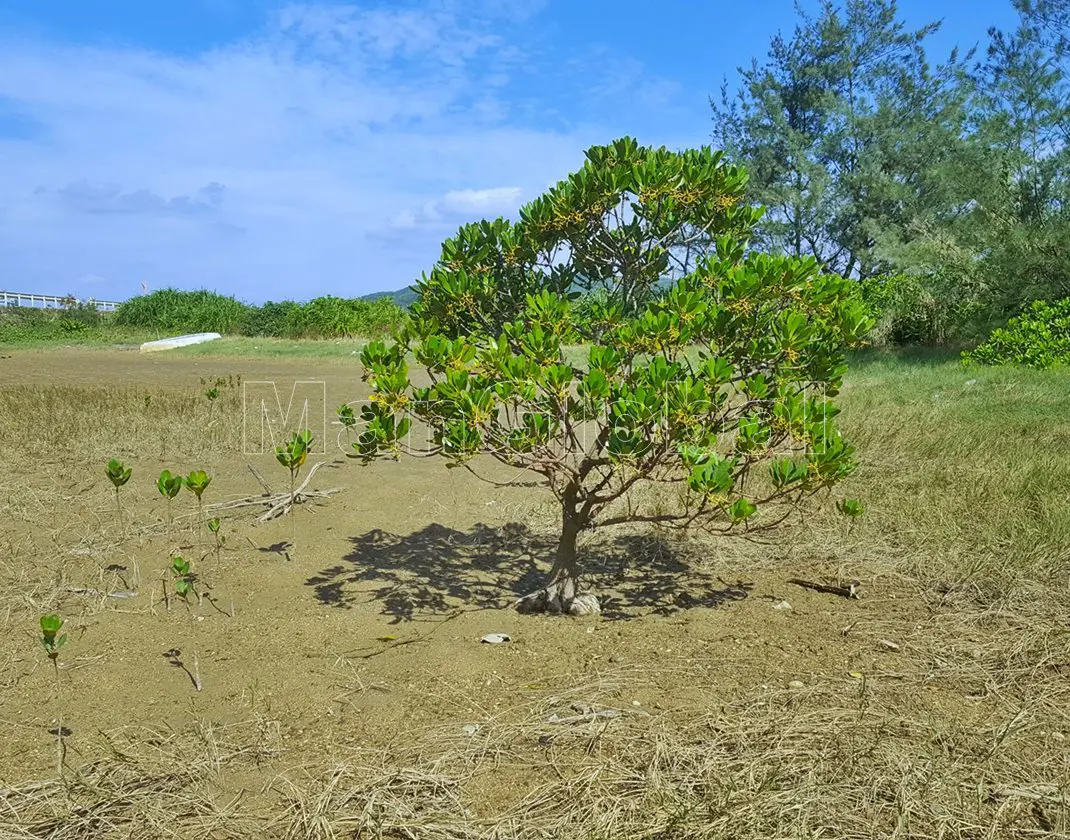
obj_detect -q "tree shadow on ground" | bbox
[305,522,752,622]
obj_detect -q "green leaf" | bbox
[40,614,64,635]
[728,497,757,524]
[157,469,183,499]
[838,498,865,517]
[184,470,212,497]
[106,458,132,488]
[770,458,808,488]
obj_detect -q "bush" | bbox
[0,304,108,343]
[240,300,304,338]
[8,288,407,343]
[859,273,978,345]
[59,302,104,329]
[964,298,1070,369]
[294,296,403,338]
[239,297,404,338]
[115,289,250,334]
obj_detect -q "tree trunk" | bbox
[515,490,600,616]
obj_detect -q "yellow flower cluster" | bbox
[369,391,409,412]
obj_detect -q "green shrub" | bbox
[240,300,304,337]
[0,308,42,342]
[295,296,404,338]
[964,298,1070,369]
[0,304,108,343]
[6,289,406,343]
[115,289,249,334]
[860,273,954,345]
[60,302,104,328]
[238,297,404,338]
[358,136,873,615]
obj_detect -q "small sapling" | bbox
[170,556,202,691]
[184,469,213,534]
[39,613,68,776]
[156,469,183,525]
[338,404,357,446]
[105,458,132,535]
[275,430,313,556]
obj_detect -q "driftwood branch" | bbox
[788,578,862,599]
[205,461,343,522]
[246,463,274,494]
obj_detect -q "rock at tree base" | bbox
[569,594,601,616]
[515,589,601,616]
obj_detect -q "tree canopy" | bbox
[714,0,1070,342]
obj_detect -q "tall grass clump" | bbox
[10,288,405,343]
[115,289,249,334]
[240,296,403,338]
[0,304,114,344]
[239,300,304,338]
[289,296,404,338]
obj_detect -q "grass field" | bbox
[0,343,1067,839]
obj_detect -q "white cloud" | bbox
[0,1,700,302]
[385,186,524,233]
[441,187,523,214]
[46,181,227,216]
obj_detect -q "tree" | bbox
[356,138,873,615]
[712,0,969,281]
[969,0,1069,310]
[887,0,1070,326]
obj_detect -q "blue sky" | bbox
[0,0,1019,303]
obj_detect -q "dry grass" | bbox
[3,659,1065,839]
[0,721,280,840]
[0,383,243,463]
[260,651,1069,840]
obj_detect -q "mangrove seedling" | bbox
[105,458,132,536]
[184,469,212,533]
[838,498,865,537]
[40,613,68,661]
[206,517,232,615]
[207,516,227,565]
[170,556,202,691]
[156,469,183,525]
[838,498,865,518]
[39,613,68,776]
[275,429,313,555]
[171,555,193,598]
[338,404,357,445]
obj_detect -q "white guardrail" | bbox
[0,291,123,312]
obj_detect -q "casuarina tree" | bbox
[356,137,873,615]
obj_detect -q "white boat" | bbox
[140,332,223,353]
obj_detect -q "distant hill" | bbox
[360,277,679,310]
[360,286,418,308]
